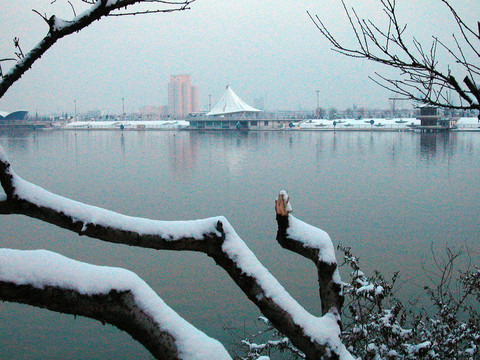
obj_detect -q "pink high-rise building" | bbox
[168,75,198,118]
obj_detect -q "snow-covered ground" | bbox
[61,117,480,131]
[63,120,189,130]
[295,117,479,131]
[296,118,418,130]
[455,117,480,130]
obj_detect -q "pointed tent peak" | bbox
[207,86,262,116]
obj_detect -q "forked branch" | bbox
[275,191,344,317]
[0,148,351,360]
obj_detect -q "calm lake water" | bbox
[1,129,479,359]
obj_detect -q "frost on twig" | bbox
[338,245,480,359]
[239,316,306,360]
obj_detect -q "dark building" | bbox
[0,111,29,123]
[415,105,455,132]
[418,106,440,127]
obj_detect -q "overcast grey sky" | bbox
[1,0,478,115]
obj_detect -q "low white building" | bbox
[188,86,294,130]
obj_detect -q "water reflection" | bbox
[169,132,198,176]
[0,126,36,138]
[120,133,125,156]
[0,128,36,152]
[420,133,438,159]
[315,137,323,161]
[0,130,479,359]
[419,132,456,160]
[305,131,462,165]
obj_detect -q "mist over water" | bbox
[1,130,479,359]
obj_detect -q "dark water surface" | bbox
[1,130,479,359]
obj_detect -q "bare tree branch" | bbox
[68,1,77,17]
[440,0,480,58]
[0,0,195,98]
[12,38,25,60]
[309,0,480,112]
[31,9,50,23]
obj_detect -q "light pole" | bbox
[74,99,77,122]
[122,97,125,121]
[316,90,320,117]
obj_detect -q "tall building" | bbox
[167,74,198,118]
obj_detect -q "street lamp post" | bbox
[316,90,320,117]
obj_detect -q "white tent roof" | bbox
[207,85,261,116]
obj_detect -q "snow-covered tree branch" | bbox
[0,0,195,99]
[0,148,352,359]
[0,249,231,360]
[275,192,344,317]
[238,245,479,359]
[0,2,352,358]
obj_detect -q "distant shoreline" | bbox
[59,128,480,132]
[59,117,479,132]
[2,117,478,132]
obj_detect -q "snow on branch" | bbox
[0,148,352,359]
[0,248,231,360]
[0,147,224,248]
[0,0,195,99]
[275,191,337,264]
[275,191,344,316]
